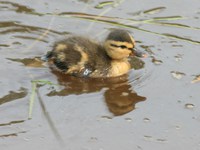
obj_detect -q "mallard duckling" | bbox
[46,29,144,78]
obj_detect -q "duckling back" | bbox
[47,36,111,77]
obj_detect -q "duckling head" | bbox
[104,29,136,60]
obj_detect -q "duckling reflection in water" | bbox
[47,70,146,116]
[46,29,146,78]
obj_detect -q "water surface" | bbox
[0,0,200,150]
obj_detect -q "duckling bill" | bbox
[46,29,144,78]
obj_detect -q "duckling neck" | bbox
[108,58,131,77]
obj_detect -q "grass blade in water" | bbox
[95,1,114,9]
[143,7,166,15]
[28,81,37,119]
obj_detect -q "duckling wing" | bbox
[46,37,96,76]
[47,36,112,77]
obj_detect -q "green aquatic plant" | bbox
[28,81,37,120]
[86,0,125,31]
[28,80,58,119]
[56,3,200,45]
[95,1,114,9]
[28,80,64,145]
[61,13,200,45]
[143,7,166,14]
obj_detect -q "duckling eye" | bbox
[120,45,127,49]
[110,44,128,49]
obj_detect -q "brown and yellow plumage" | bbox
[46,29,143,78]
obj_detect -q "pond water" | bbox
[0,0,200,150]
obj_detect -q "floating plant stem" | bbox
[141,20,200,31]
[145,16,184,21]
[26,13,56,52]
[87,0,125,31]
[28,79,64,145]
[68,15,200,45]
[28,81,37,119]
[33,79,58,85]
[95,1,114,9]
[36,87,64,145]
[143,7,166,15]
[0,120,25,126]
[163,33,200,45]
[28,80,58,119]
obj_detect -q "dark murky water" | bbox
[0,0,200,150]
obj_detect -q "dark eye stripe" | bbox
[110,44,127,49]
[110,44,133,50]
[110,44,119,48]
[120,45,127,49]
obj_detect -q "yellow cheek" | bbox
[108,47,131,59]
